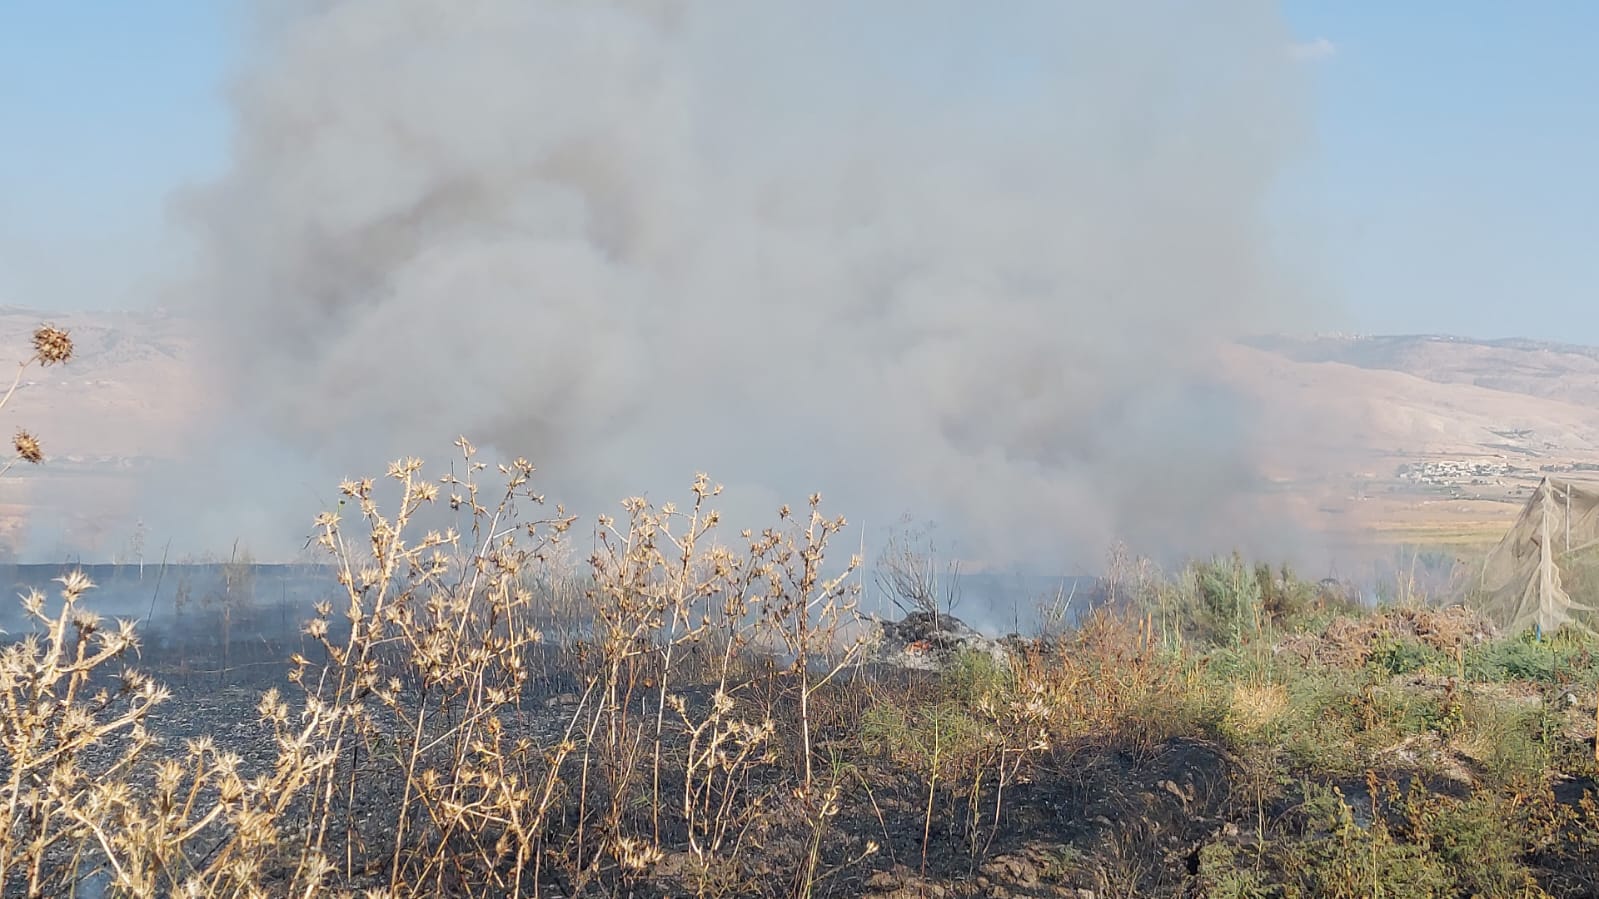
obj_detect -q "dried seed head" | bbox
[13,430,42,464]
[31,325,73,365]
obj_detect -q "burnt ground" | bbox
[23,596,1599,898]
[30,612,1253,899]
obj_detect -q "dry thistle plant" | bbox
[0,324,74,478]
[0,572,160,896]
[0,568,338,898]
[76,694,340,898]
[31,326,73,366]
[0,403,977,897]
[281,441,882,895]
[292,438,585,894]
[568,478,872,895]
[11,431,41,466]
[755,494,869,793]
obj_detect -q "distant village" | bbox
[1388,457,1599,506]
[1394,459,1525,487]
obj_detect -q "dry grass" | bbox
[1224,682,1289,738]
[1277,605,1498,670]
[0,411,900,896]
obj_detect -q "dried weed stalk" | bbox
[0,324,74,477]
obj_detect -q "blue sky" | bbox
[1281,2,1599,340]
[0,1,239,311]
[2,2,1596,342]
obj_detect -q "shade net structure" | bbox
[1478,476,1599,636]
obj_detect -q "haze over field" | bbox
[7,307,1599,588]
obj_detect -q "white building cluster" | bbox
[1395,459,1521,487]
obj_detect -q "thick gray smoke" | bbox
[170,0,1316,571]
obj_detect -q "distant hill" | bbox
[1222,334,1599,551]
[1242,333,1599,409]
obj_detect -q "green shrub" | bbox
[1200,642,1285,684]
[941,646,1013,704]
[1449,694,1552,791]
[1274,676,1366,776]
[1195,841,1271,899]
[1285,783,1452,899]
[1465,627,1599,686]
[1402,789,1548,898]
[858,699,989,783]
[1197,555,1266,648]
[1366,634,1445,678]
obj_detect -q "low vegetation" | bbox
[2,325,1599,897]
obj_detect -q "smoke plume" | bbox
[170,0,1317,571]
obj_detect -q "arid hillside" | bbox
[1247,333,1599,409]
[1,308,1594,561]
[1223,335,1599,550]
